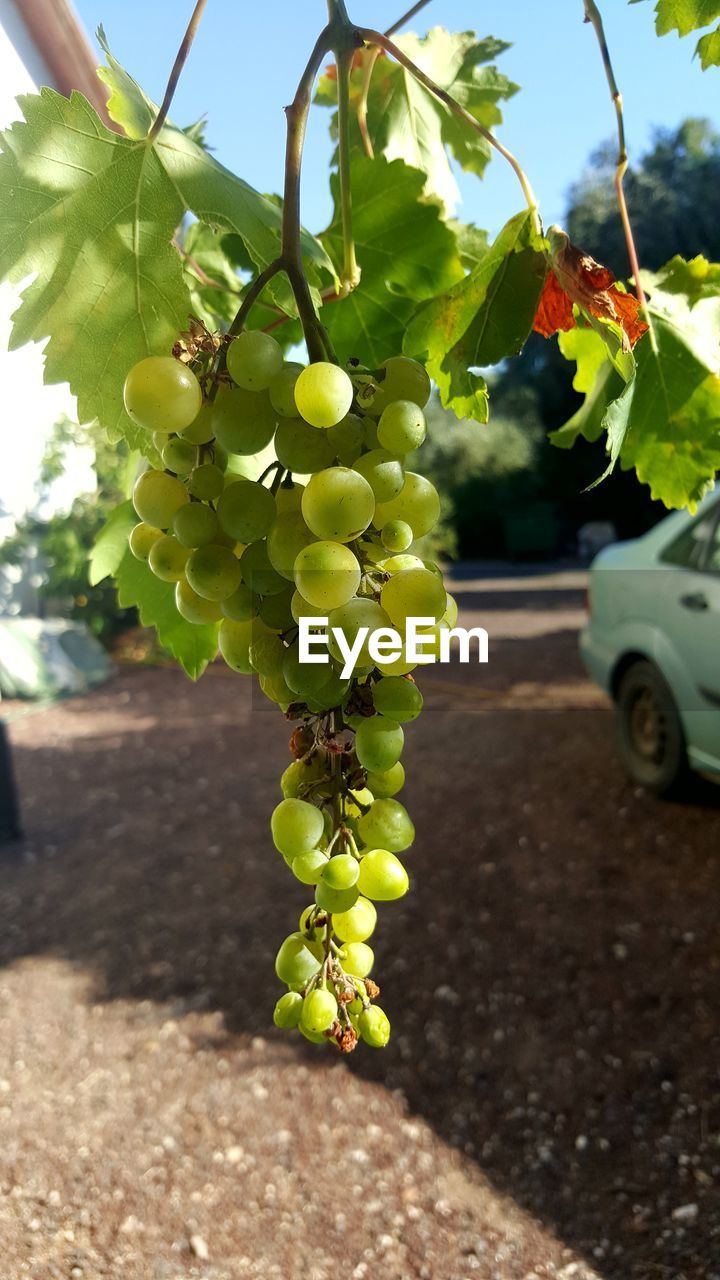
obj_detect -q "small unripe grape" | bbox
[358,1005,391,1048]
[148,534,190,582]
[188,462,224,501]
[321,852,359,891]
[275,418,335,473]
[275,481,305,513]
[373,472,440,539]
[352,449,404,503]
[240,540,287,596]
[340,942,374,979]
[332,896,377,944]
[211,386,277,454]
[372,676,423,723]
[327,413,365,465]
[357,798,414,852]
[271,798,325,858]
[365,762,405,798]
[218,480,275,544]
[186,545,241,601]
[292,848,329,885]
[355,716,404,773]
[259,585,294,631]
[129,522,163,561]
[327,598,391,673]
[275,932,321,985]
[381,520,413,553]
[358,848,409,901]
[172,502,220,548]
[302,466,374,543]
[267,511,316,581]
[380,567,446,629]
[299,1023,329,1044]
[260,671,295,709]
[273,991,303,1029]
[180,402,215,444]
[161,435,197,475]
[133,470,189,528]
[293,541,361,610]
[269,361,304,418]
[218,618,255,673]
[249,631,286,677]
[226,329,284,391]
[123,356,202,433]
[315,880,359,914]
[302,988,337,1034]
[175,578,223,625]
[377,399,427,454]
[367,356,430,417]
[294,362,354,428]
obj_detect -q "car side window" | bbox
[706,512,720,573]
[661,508,719,570]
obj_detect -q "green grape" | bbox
[186,545,241,601]
[327,413,366,465]
[302,989,337,1034]
[210,386,277,455]
[364,417,380,449]
[305,667,352,713]
[443,593,458,628]
[281,758,327,799]
[355,717,404,773]
[172,502,220,548]
[327,598,391,672]
[352,449,404,504]
[275,932,322,985]
[291,590,327,623]
[273,991,303,1029]
[266,511,316,581]
[357,798,414,852]
[380,567,446,629]
[269,361,304,418]
[373,472,441,539]
[148,534,191,583]
[414,618,451,662]
[188,463,224,501]
[179,402,215,444]
[275,481,305,513]
[381,520,413,553]
[226,330,283,391]
[271,798,325,858]
[301,467,374,542]
[358,848,409,901]
[377,399,427,454]
[299,1024,329,1044]
[220,582,257,622]
[332,896,377,943]
[123,356,202,433]
[218,618,255,673]
[175,579,223,625]
[321,852,359,891]
[364,761,405,798]
[373,676,423,723]
[358,1006,391,1048]
[292,848,329,885]
[240,540,287,596]
[260,672,295,708]
[249,631,286,676]
[339,942,374,979]
[381,553,425,574]
[274,417,336,474]
[259,584,295,631]
[367,357,430,417]
[129,522,163,561]
[299,905,326,941]
[218,480,275,543]
[133,470,189,528]
[295,362,354,429]
[315,880,359,914]
[293,541,361,610]
[161,436,197,475]
[282,643,334,700]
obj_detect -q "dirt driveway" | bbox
[1,568,719,1280]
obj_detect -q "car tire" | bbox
[615,660,692,797]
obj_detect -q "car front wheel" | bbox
[615,660,691,797]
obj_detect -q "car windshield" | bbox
[661,503,720,571]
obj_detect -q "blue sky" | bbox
[74,0,719,237]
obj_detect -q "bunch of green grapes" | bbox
[122,333,454,1053]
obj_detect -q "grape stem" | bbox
[581,0,648,313]
[147,0,208,143]
[357,0,435,160]
[358,28,541,234]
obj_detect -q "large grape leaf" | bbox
[630,0,720,65]
[403,210,547,423]
[316,29,518,211]
[552,262,720,509]
[88,500,137,585]
[115,551,218,679]
[319,153,462,366]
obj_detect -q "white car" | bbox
[580,489,720,794]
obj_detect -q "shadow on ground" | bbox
[2,620,720,1279]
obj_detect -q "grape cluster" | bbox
[122,331,454,1052]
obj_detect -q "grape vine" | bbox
[1,0,719,1050]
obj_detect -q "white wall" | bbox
[0,0,95,552]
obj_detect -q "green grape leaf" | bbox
[652,0,720,36]
[180,222,245,329]
[552,263,720,509]
[319,153,462,366]
[697,23,720,64]
[653,254,720,304]
[316,30,518,211]
[403,210,547,423]
[450,221,490,271]
[88,500,137,585]
[115,551,218,679]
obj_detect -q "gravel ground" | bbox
[1,570,719,1280]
